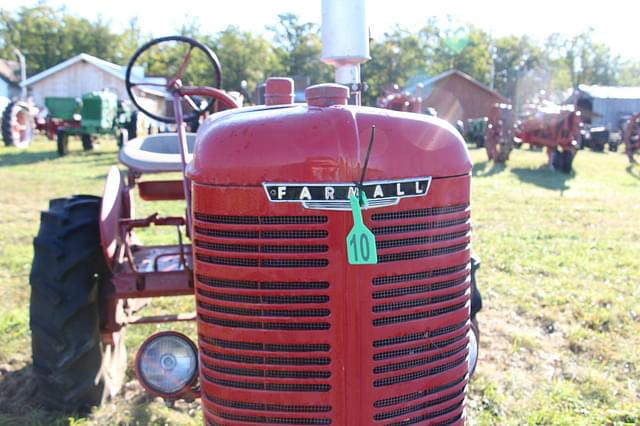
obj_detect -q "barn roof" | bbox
[20,53,148,88]
[407,69,508,103]
[577,84,640,100]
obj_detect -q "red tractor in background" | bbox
[622,112,640,164]
[484,103,514,163]
[29,2,482,423]
[514,103,581,173]
[377,84,423,113]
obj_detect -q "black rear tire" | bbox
[81,134,93,151]
[562,150,574,174]
[29,195,126,411]
[57,130,69,156]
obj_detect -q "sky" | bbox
[3,0,640,61]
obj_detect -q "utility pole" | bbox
[14,49,27,99]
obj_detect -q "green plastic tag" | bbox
[346,193,378,265]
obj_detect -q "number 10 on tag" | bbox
[346,193,378,265]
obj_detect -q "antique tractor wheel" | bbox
[2,101,34,148]
[30,195,126,411]
[56,130,69,156]
[624,113,640,164]
[81,134,94,151]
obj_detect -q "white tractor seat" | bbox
[119,133,197,173]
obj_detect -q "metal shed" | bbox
[572,84,640,131]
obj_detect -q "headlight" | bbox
[135,331,198,397]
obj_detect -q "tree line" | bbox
[2,4,639,107]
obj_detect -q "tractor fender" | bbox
[99,166,128,269]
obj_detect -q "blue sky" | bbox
[4,0,639,61]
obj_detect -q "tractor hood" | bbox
[187,98,471,186]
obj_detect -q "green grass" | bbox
[0,136,639,424]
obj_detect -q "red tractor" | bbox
[514,103,581,173]
[376,84,423,113]
[484,103,514,163]
[29,8,482,423]
[622,112,640,164]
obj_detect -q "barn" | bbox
[570,84,640,131]
[20,53,165,116]
[408,70,508,124]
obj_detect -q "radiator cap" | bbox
[305,83,349,107]
[265,77,294,105]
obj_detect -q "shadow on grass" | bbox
[626,164,640,180]
[0,149,58,167]
[0,362,162,425]
[472,160,507,178]
[511,165,575,192]
[0,364,70,425]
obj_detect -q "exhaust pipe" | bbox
[321,0,370,105]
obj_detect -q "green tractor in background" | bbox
[45,90,138,156]
[466,116,488,148]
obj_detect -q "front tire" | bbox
[29,195,125,411]
[2,101,34,148]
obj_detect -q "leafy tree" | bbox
[362,27,428,105]
[268,13,332,86]
[212,26,282,93]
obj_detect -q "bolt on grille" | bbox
[195,240,329,254]
[373,290,467,313]
[374,333,467,361]
[373,321,467,348]
[198,288,329,304]
[376,231,469,250]
[194,213,328,225]
[200,335,330,352]
[197,254,328,268]
[372,216,469,235]
[385,401,464,426]
[203,361,331,379]
[373,355,467,387]
[375,387,465,421]
[374,375,466,408]
[204,374,331,392]
[371,204,469,221]
[373,264,468,286]
[373,302,467,327]
[198,301,330,317]
[373,276,467,299]
[205,393,332,413]
[374,345,467,374]
[378,243,468,263]
[200,315,330,330]
[206,407,332,424]
[197,275,329,290]
[195,227,328,239]
[202,348,331,366]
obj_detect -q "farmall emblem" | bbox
[263,177,432,210]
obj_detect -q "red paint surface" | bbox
[189,100,471,425]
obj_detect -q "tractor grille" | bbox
[369,203,470,425]
[194,210,334,425]
[194,186,470,426]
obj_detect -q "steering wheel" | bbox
[125,35,228,123]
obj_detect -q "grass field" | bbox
[0,136,638,425]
